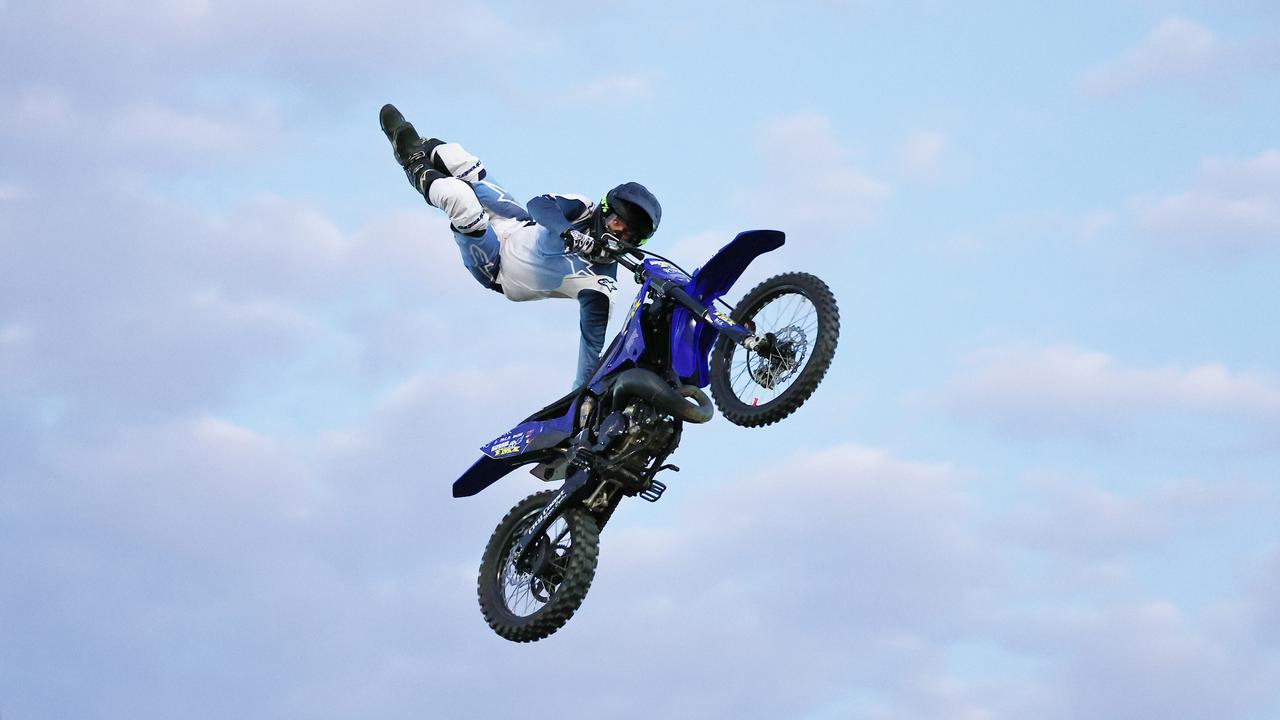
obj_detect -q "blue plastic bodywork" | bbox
[451,229,785,498]
[641,258,692,286]
[454,455,517,498]
[480,416,573,460]
[587,277,653,394]
[670,230,785,386]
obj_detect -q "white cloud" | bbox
[1079,16,1280,99]
[64,416,326,527]
[0,321,31,349]
[1,1,537,89]
[0,180,525,425]
[0,1,545,180]
[562,72,658,105]
[942,343,1280,441]
[621,444,988,626]
[7,85,73,128]
[478,443,1001,718]
[1003,474,1166,559]
[106,99,281,161]
[1131,149,1280,254]
[898,129,946,181]
[0,179,32,202]
[1247,546,1280,648]
[323,362,565,464]
[1017,600,1278,719]
[991,472,1280,609]
[6,406,1280,720]
[4,4,1280,717]
[1080,16,1221,97]
[934,208,1118,258]
[664,228,733,269]
[1,87,283,171]
[737,112,891,229]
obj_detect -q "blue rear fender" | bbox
[452,390,581,498]
[670,229,785,385]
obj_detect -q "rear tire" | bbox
[709,272,839,427]
[477,490,600,642]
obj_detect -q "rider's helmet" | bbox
[595,182,661,245]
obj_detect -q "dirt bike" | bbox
[452,229,840,641]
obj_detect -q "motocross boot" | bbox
[379,104,489,236]
[380,104,486,181]
[379,104,441,194]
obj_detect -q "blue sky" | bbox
[3,1,1280,718]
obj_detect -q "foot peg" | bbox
[639,478,666,503]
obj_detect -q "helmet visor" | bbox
[609,200,654,244]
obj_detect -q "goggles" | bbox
[600,201,653,245]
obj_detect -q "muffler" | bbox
[609,368,715,424]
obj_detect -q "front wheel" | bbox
[709,272,840,427]
[477,490,600,642]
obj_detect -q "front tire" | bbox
[709,272,839,427]
[477,490,600,642]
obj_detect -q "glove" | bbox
[563,228,597,256]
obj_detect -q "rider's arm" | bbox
[527,193,593,238]
[573,289,610,389]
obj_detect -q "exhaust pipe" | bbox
[609,368,715,424]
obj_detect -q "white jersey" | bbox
[491,215,619,303]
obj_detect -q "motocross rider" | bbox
[379,104,662,389]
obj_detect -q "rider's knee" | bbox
[427,175,489,236]
[425,140,487,184]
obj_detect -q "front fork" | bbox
[512,467,593,572]
[661,281,772,354]
[614,252,770,355]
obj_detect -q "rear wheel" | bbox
[709,272,839,427]
[477,490,600,642]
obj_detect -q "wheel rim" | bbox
[728,290,818,407]
[497,513,574,618]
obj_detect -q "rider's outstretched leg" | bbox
[381,104,502,291]
[421,138,530,222]
[381,105,489,234]
[421,138,486,183]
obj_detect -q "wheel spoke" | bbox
[725,291,820,406]
[774,293,796,328]
[550,521,569,546]
[764,296,785,330]
[785,295,806,327]
[499,512,559,618]
[785,294,803,326]
[479,493,608,642]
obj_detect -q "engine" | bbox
[579,398,678,492]
[610,400,676,467]
[531,380,687,503]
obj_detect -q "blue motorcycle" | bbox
[454,229,840,641]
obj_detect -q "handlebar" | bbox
[597,233,758,350]
[598,234,647,281]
